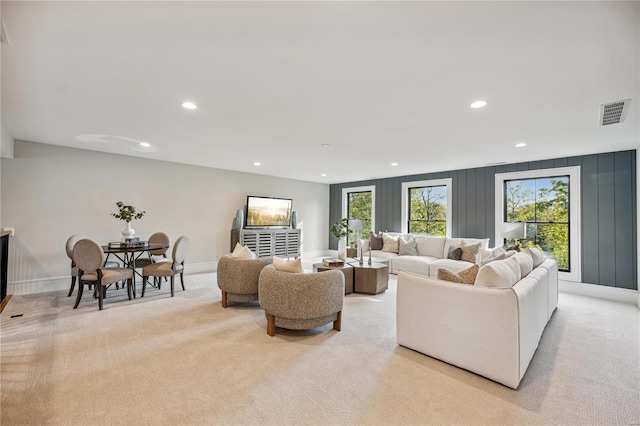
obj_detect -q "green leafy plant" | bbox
[111,201,145,222]
[331,218,351,239]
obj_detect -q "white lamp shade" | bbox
[501,222,526,239]
[349,219,364,230]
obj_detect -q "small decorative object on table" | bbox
[359,238,365,265]
[111,201,146,242]
[323,258,344,267]
[331,218,351,261]
[368,246,372,265]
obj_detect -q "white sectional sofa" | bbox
[396,252,558,389]
[361,234,490,277]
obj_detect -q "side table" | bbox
[313,263,353,294]
[351,262,388,294]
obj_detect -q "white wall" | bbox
[0,141,329,294]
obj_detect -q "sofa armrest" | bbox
[396,270,522,388]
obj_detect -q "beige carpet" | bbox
[1,272,639,425]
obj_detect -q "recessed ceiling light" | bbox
[181,101,197,110]
[321,173,327,177]
[470,100,487,109]
[139,142,151,148]
[515,142,527,148]
[253,162,261,166]
[321,144,330,148]
[391,162,399,166]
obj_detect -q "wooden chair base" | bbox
[265,311,342,336]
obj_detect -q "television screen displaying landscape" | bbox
[246,196,292,228]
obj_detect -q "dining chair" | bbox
[66,234,118,297]
[141,236,190,298]
[134,232,170,269]
[72,238,134,310]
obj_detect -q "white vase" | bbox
[337,237,346,261]
[121,221,135,241]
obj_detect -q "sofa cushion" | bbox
[415,236,446,258]
[525,247,544,268]
[273,256,303,273]
[231,243,256,259]
[437,264,479,284]
[447,246,462,260]
[393,255,433,276]
[398,237,418,256]
[513,251,534,278]
[461,240,481,263]
[478,252,506,266]
[382,233,399,253]
[369,232,383,250]
[474,256,521,288]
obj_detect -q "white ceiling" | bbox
[2,1,639,184]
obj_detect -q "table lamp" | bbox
[501,222,526,247]
[349,219,364,254]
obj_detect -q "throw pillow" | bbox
[382,233,399,253]
[398,237,418,256]
[478,252,506,267]
[447,246,462,261]
[273,256,303,273]
[437,264,479,284]
[502,243,521,252]
[524,247,544,268]
[461,240,481,263]
[369,232,383,250]
[231,243,256,259]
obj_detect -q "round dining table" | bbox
[102,242,170,296]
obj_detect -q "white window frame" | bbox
[401,178,453,237]
[495,166,581,283]
[342,185,376,234]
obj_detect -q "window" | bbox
[496,167,581,282]
[342,185,375,245]
[504,176,570,271]
[401,179,452,237]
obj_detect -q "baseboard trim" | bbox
[559,280,639,306]
[7,261,219,295]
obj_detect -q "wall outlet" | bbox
[2,227,14,236]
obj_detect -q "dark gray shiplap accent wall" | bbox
[329,150,637,290]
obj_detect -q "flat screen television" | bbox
[245,196,292,229]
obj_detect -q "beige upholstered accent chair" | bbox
[141,236,189,298]
[66,234,118,297]
[258,265,345,336]
[72,238,133,310]
[216,254,272,308]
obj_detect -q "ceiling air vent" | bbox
[600,99,630,126]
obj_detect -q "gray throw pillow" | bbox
[370,232,383,250]
[398,238,417,256]
[447,246,462,261]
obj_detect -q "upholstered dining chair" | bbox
[217,254,273,308]
[72,238,134,310]
[258,265,345,336]
[134,232,170,269]
[141,236,190,298]
[66,234,118,297]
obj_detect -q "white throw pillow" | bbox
[474,256,521,288]
[231,243,256,259]
[398,237,418,256]
[273,256,303,273]
[478,252,506,267]
[513,251,534,278]
[525,247,544,268]
[382,233,399,253]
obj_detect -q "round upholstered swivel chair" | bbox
[216,254,273,308]
[258,265,345,336]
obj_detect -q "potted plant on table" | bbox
[331,218,350,261]
[112,201,146,241]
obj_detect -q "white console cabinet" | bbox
[230,229,300,258]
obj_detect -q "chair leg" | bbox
[333,311,342,332]
[142,276,147,297]
[127,278,133,300]
[180,272,185,291]
[170,275,175,297]
[68,275,76,297]
[267,314,275,336]
[98,285,104,310]
[221,291,228,308]
[73,283,84,309]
